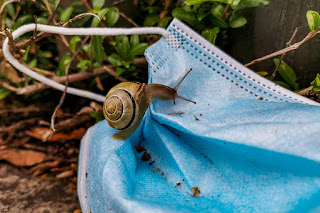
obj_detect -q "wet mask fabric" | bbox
[78,19,320,213]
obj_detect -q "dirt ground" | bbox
[0,162,80,213]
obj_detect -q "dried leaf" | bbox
[135,146,145,153]
[77,106,95,115]
[26,127,86,142]
[56,170,74,179]
[152,168,159,172]
[0,61,25,83]
[0,149,47,167]
[142,150,151,161]
[73,209,82,213]
[191,187,200,197]
[29,160,61,174]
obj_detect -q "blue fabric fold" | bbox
[79,19,320,213]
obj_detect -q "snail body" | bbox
[103,69,195,140]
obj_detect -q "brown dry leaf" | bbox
[191,187,200,197]
[0,149,47,167]
[56,170,74,179]
[25,127,53,142]
[152,168,159,172]
[0,61,25,83]
[90,101,103,112]
[73,209,82,213]
[29,160,61,175]
[77,106,94,115]
[26,127,86,142]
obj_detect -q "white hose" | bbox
[2,24,171,102]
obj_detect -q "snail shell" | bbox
[103,69,195,140]
[103,82,147,140]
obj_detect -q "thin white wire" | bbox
[2,24,171,102]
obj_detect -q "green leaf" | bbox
[172,8,206,30]
[201,27,220,44]
[60,7,74,23]
[108,53,122,66]
[208,16,229,28]
[0,89,11,100]
[231,0,241,9]
[57,54,71,76]
[91,8,109,27]
[310,73,320,88]
[28,58,37,68]
[197,2,212,21]
[229,16,247,28]
[129,43,148,57]
[233,0,269,10]
[117,36,130,60]
[256,71,268,76]
[130,35,139,48]
[274,81,292,90]
[211,4,225,18]
[90,112,105,123]
[12,15,32,30]
[143,14,160,26]
[158,17,172,28]
[6,4,15,18]
[274,58,299,90]
[36,17,47,25]
[185,0,230,5]
[23,46,31,62]
[93,0,105,10]
[115,67,126,75]
[69,36,81,52]
[77,60,91,70]
[92,36,105,62]
[106,7,120,27]
[306,10,320,32]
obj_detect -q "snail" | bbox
[103,68,196,140]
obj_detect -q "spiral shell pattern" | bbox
[103,82,141,130]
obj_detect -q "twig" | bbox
[63,13,100,27]
[51,35,90,131]
[0,105,42,114]
[221,4,230,20]
[54,114,92,131]
[4,29,17,53]
[46,0,61,25]
[95,66,128,82]
[33,15,37,38]
[0,0,21,18]
[297,86,313,96]
[0,79,20,93]
[270,27,299,80]
[160,0,171,19]
[80,0,92,11]
[116,10,139,27]
[111,0,125,6]
[245,26,320,67]
[0,118,38,133]
[2,56,147,95]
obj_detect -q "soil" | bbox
[0,162,80,213]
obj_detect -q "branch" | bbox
[245,27,320,67]
[46,0,61,25]
[0,0,21,18]
[270,27,299,80]
[51,35,90,131]
[297,86,313,96]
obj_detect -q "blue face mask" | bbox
[78,19,320,213]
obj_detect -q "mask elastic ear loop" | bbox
[2,23,179,102]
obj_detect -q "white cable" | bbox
[3,24,172,102]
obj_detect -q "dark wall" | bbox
[227,0,320,87]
